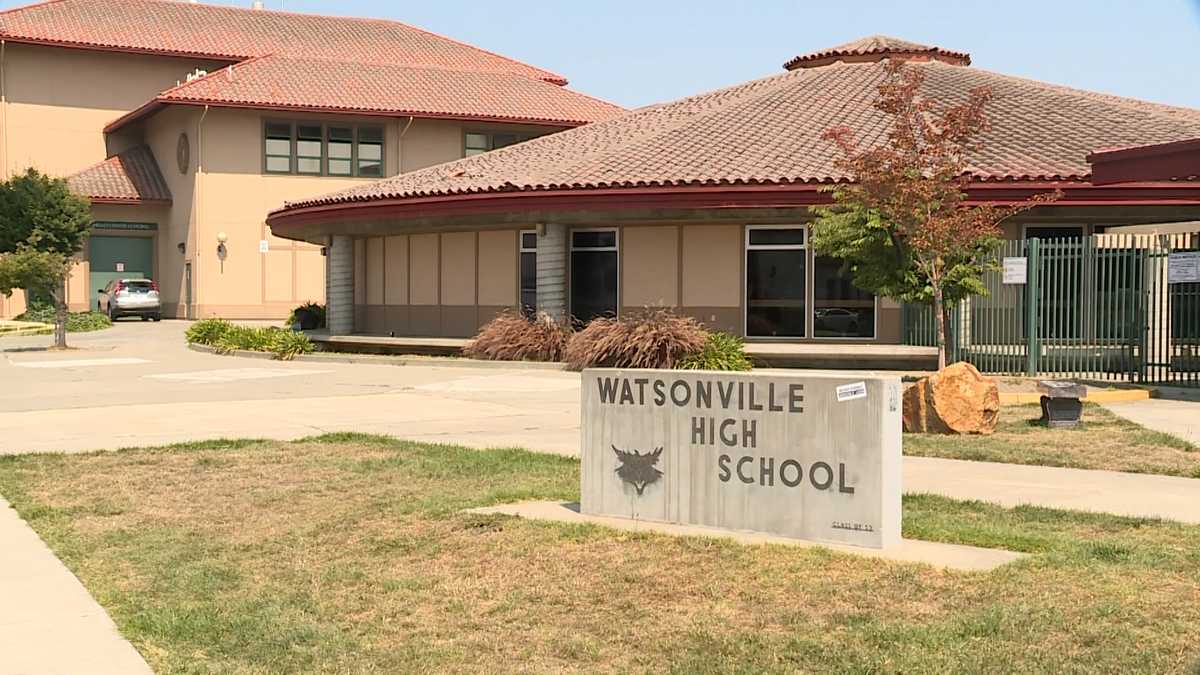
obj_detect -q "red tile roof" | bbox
[118,55,623,128]
[277,43,1200,211]
[785,35,971,69]
[0,0,566,83]
[67,145,171,204]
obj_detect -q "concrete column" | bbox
[327,235,354,335]
[536,223,568,322]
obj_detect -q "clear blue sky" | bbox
[9,0,1200,110]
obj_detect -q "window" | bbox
[263,121,385,177]
[520,230,537,317]
[463,130,539,157]
[327,126,353,176]
[264,122,293,173]
[357,127,384,177]
[813,256,875,338]
[296,124,323,175]
[570,229,618,327]
[746,226,806,338]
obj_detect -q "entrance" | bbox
[569,229,618,326]
[88,235,153,305]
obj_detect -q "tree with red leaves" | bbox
[810,61,1059,370]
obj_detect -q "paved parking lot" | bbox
[0,321,582,455]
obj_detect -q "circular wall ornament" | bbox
[176,133,190,174]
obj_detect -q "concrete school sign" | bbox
[580,369,902,549]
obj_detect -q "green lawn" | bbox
[905,404,1200,477]
[1,436,1199,673]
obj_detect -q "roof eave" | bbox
[86,196,172,206]
[107,98,602,134]
[0,34,244,63]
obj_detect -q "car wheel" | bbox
[141,315,149,322]
[152,314,161,322]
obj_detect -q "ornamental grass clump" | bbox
[678,331,753,371]
[464,310,570,362]
[564,309,708,371]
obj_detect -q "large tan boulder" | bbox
[903,362,1000,435]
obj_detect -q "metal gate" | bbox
[903,232,1200,387]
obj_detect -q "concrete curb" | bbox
[187,341,570,370]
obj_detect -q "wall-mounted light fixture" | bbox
[177,242,186,255]
[216,231,228,260]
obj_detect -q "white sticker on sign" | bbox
[836,381,868,402]
[115,262,125,272]
[259,239,270,253]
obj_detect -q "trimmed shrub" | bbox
[464,310,570,362]
[15,305,112,333]
[185,318,234,345]
[678,331,753,372]
[186,318,313,360]
[564,310,707,371]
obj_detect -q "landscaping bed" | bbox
[1,436,1198,673]
[905,404,1200,478]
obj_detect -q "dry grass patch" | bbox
[1,436,1199,673]
[904,404,1200,477]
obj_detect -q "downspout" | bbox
[194,104,209,318]
[397,115,413,174]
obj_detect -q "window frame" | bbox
[462,130,536,157]
[568,227,620,324]
[262,119,386,178]
[519,229,538,317]
[744,224,809,340]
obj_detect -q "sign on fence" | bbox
[1002,256,1027,284]
[1168,251,1200,284]
[580,369,903,549]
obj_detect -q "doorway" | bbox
[88,235,153,306]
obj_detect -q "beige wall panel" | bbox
[409,233,439,305]
[353,238,366,305]
[2,44,221,177]
[622,226,679,307]
[440,232,476,306]
[384,235,409,305]
[296,249,325,303]
[365,237,385,305]
[264,251,293,302]
[681,225,741,308]
[877,307,902,344]
[477,230,517,306]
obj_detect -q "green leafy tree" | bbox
[810,62,1058,369]
[0,169,92,348]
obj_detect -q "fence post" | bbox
[1025,238,1040,376]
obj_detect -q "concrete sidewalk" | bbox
[0,497,153,675]
[905,456,1200,524]
[1103,399,1200,446]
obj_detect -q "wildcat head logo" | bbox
[612,445,663,496]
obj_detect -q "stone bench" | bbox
[1037,380,1087,428]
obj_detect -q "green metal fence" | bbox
[903,232,1200,387]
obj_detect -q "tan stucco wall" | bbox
[477,230,517,306]
[440,232,475,306]
[409,234,439,305]
[1,43,221,178]
[384,235,408,304]
[621,225,679,308]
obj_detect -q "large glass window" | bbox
[296,124,323,175]
[463,130,539,157]
[264,122,293,174]
[813,256,876,338]
[520,231,537,317]
[746,226,806,338]
[263,121,384,177]
[327,126,353,176]
[570,229,618,327]
[356,127,384,177]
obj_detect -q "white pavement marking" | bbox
[414,374,579,393]
[145,368,331,384]
[13,357,151,368]
[0,497,154,675]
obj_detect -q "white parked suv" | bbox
[97,278,161,321]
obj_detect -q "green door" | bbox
[89,236,153,304]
